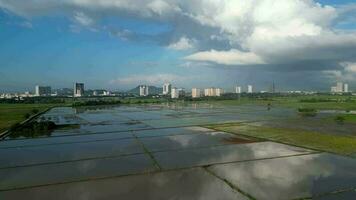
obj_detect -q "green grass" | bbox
[196,95,356,111]
[339,114,356,123]
[321,114,356,124]
[0,104,57,133]
[207,123,356,156]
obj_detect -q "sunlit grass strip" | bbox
[208,123,356,156]
[0,104,56,133]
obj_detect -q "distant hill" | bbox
[127,85,162,95]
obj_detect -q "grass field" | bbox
[207,123,356,156]
[202,95,356,111]
[339,114,356,123]
[0,104,58,133]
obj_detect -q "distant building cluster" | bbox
[171,88,185,99]
[1,80,354,100]
[191,88,202,98]
[204,88,224,97]
[331,82,349,93]
[234,85,254,94]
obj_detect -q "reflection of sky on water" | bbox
[0,168,248,200]
[154,142,314,170]
[209,153,356,199]
[0,154,156,191]
[1,104,355,199]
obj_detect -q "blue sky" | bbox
[0,0,356,92]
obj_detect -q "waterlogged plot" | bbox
[153,142,314,170]
[140,132,250,152]
[117,111,174,120]
[315,190,356,200]
[145,115,245,128]
[0,154,156,191]
[0,131,134,149]
[78,123,151,133]
[0,138,143,168]
[208,153,356,200]
[77,112,131,124]
[0,168,248,200]
[1,104,356,200]
[133,126,214,138]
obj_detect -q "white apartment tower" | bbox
[171,88,179,99]
[331,82,349,93]
[235,86,242,94]
[204,88,214,96]
[139,85,149,96]
[215,88,223,96]
[247,85,253,93]
[163,83,172,95]
[344,84,349,93]
[204,88,223,97]
[336,82,343,93]
[192,88,201,98]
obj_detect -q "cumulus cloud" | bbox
[1,0,356,70]
[167,37,195,50]
[73,11,94,27]
[185,49,265,65]
[341,62,356,73]
[322,62,356,83]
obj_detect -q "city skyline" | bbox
[0,80,353,94]
[1,0,356,92]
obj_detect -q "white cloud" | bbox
[341,62,356,73]
[167,37,195,50]
[323,62,356,82]
[110,73,189,86]
[19,21,33,28]
[73,11,94,26]
[1,0,356,68]
[185,49,265,65]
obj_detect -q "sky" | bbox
[0,0,356,92]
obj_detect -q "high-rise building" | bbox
[192,88,201,98]
[163,83,172,95]
[171,88,179,99]
[139,85,149,96]
[74,83,84,97]
[204,88,214,96]
[235,86,241,94]
[331,82,348,93]
[216,88,223,96]
[336,82,343,93]
[204,88,223,97]
[171,88,185,99]
[35,85,51,96]
[247,85,253,93]
[344,84,349,93]
[331,86,338,93]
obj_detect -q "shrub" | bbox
[24,113,31,119]
[297,108,317,117]
[9,121,57,138]
[31,109,39,114]
[335,116,345,124]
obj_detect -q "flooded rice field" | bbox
[0,103,355,199]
